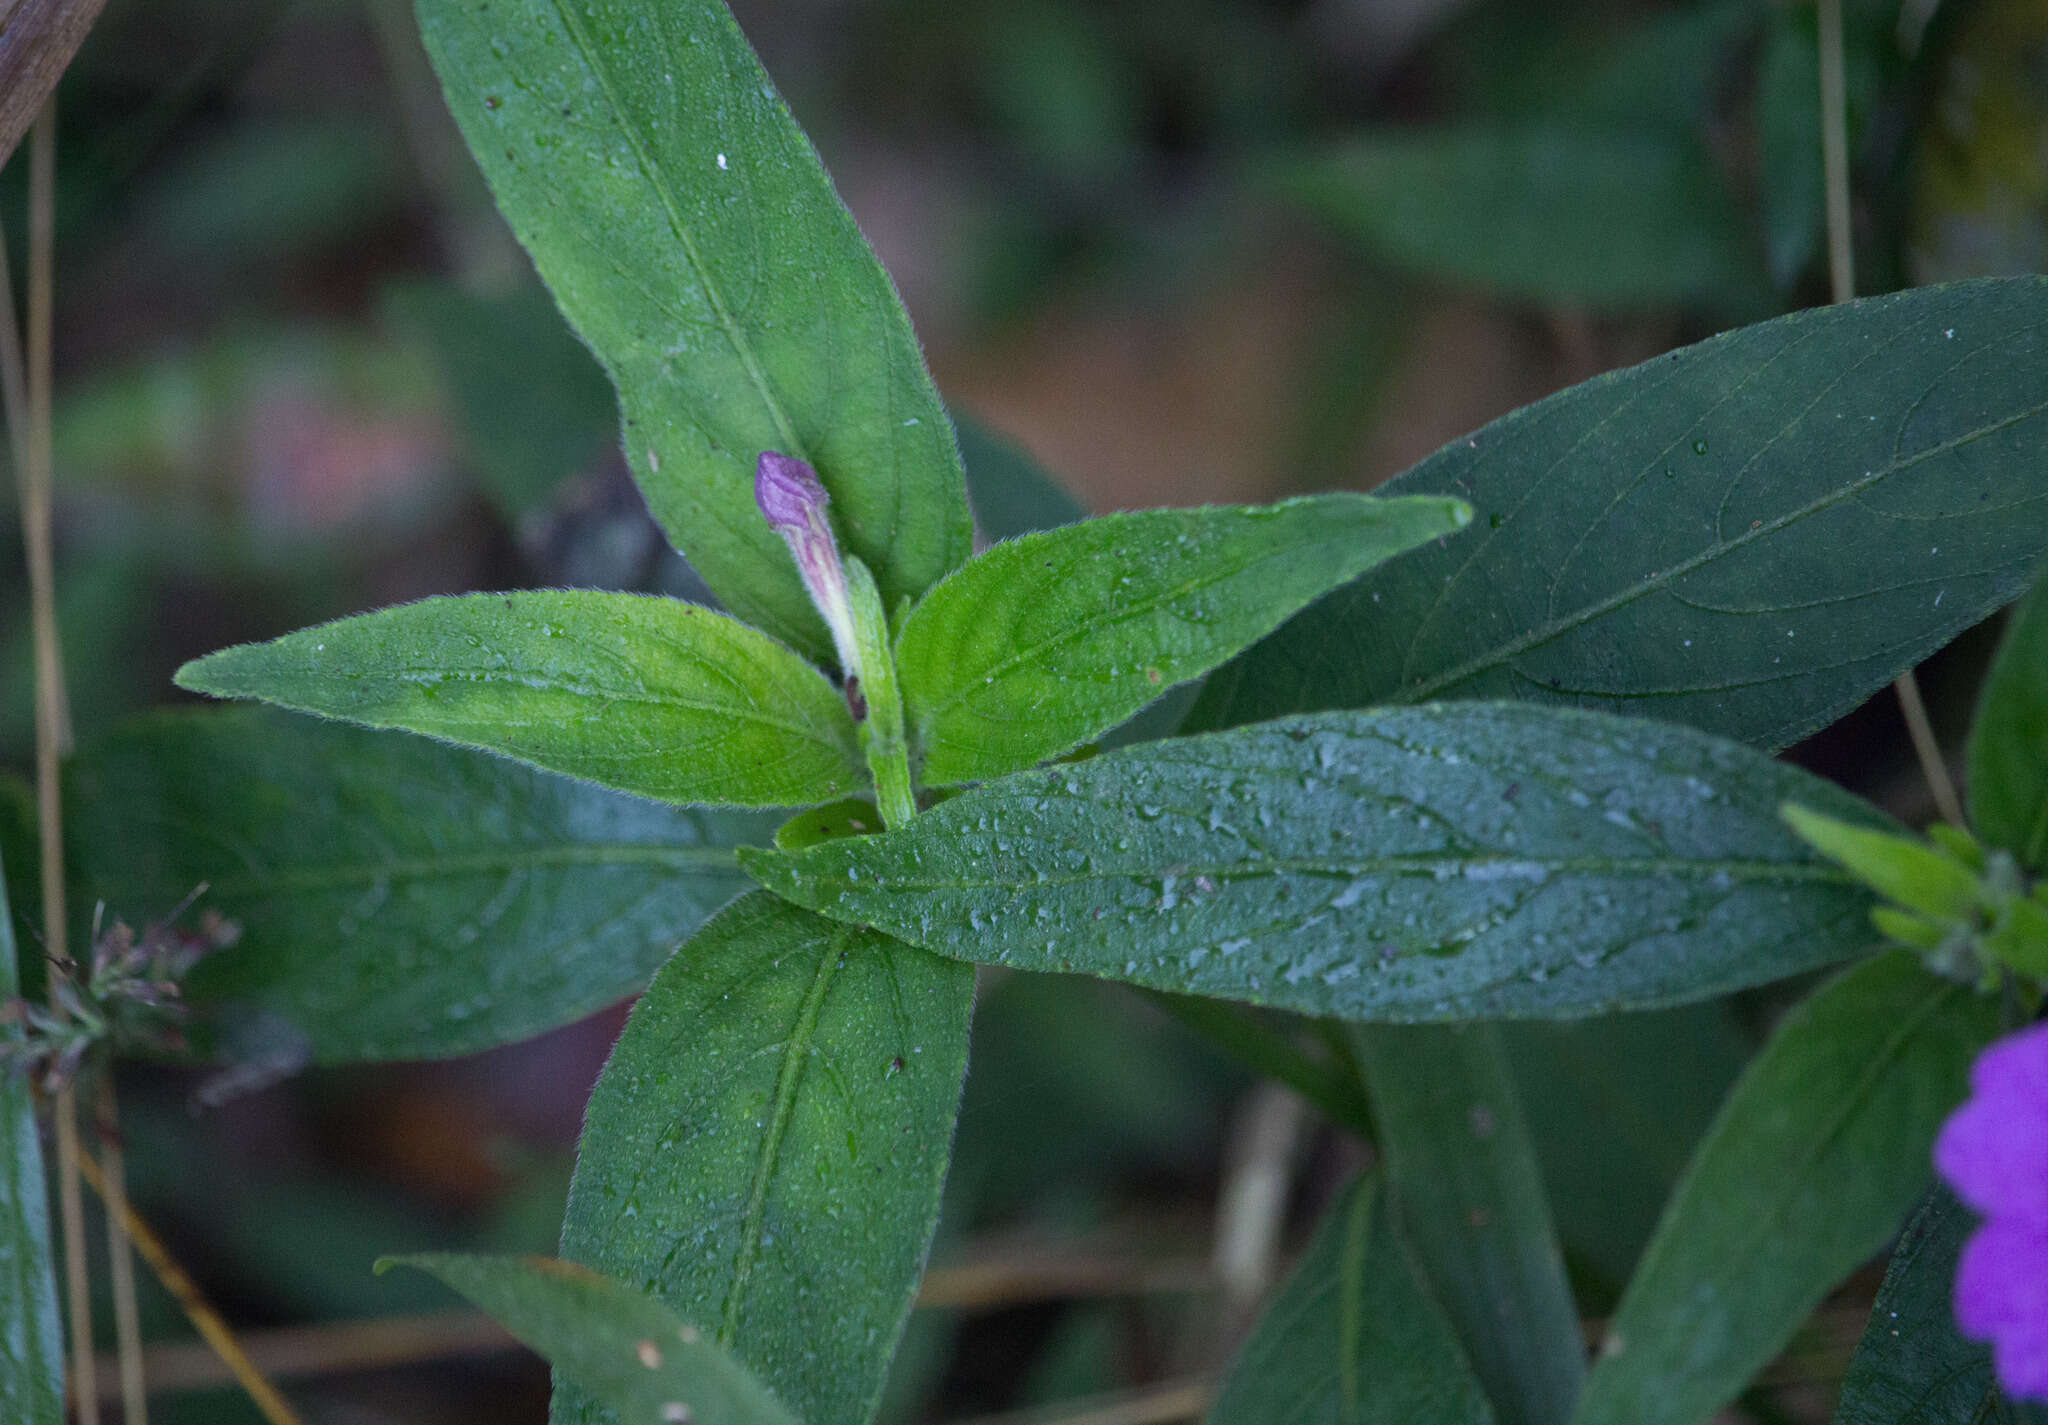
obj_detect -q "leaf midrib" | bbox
[547,0,804,461]
[720,930,843,1345]
[810,853,1858,894]
[1395,398,2048,706]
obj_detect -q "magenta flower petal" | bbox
[1935,1021,2048,1225]
[1955,1217,2048,1402]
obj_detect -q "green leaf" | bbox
[1782,804,1981,920]
[1969,564,2048,871]
[1351,1025,1583,1425]
[1208,1174,1497,1425]
[0,772,40,1003]
[68,707,776,1062]
[0,844,64,1424]
[385,279,619,521]
[957,416,1086,543]
[747,704,1880,1021]
[1570,952,2000,1425]
[898,494,1471,785]
[1832,1185,2048,1425]
[384,1254,799,1425]
[1276,123,1768,310]
[175,590,862,810]
[1191,278,2048,754]
[414,0,974,658]
[556,892,972,1425]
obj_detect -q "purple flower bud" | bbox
[1935,1020,2048,1402]
[755,451,862,679]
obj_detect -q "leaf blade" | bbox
[0,849,63,1425]
[1352,1024,1584,1425]
[1831,1185,2048,1425]
[747,704,1882,1021]
[1968,563,2048,870]
[1207,1175,1497,1425]
[387,1253,800,1425]
[1192,278,2048,754]
[899,494,1471,785]
[555,892,973,1425]
[1570,952,2000,1425]
[414,0,973,655]
[175,591,862,810]
[68,707,776,1062]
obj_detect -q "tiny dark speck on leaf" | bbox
[888,1055,904,1076]
[484,94,502,109]
[1502,782,1520,802]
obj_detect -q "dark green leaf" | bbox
[1277,124,1768,310]
[1351,1025,1583,1425]
[414,0,974,658]
[898,495,1471,785]
[1968,564,2048,871]
[175,590,862,809]
[1208,1175,1497,1425]
[385,279,619,520]
[556,893,973,1425]
[747,705,1879,1021]
[1192,278,2048,755]
[1571,953,2000,1425]
[957,417,1086,543]
[0,845,63,1424]
[385,1254,799,1425]
[1832,1185,2048,1425]
[68,708,776,1062]
[1499,1003,1752,1296]
[0,772,40,1002]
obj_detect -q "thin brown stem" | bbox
[74,1148,308,1425]
[96,1079,147,1423]
[14,100,97,1425]
[1816,0,1964,826]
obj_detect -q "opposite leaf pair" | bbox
[176,452,1469,823]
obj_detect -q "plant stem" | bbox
[75,1148,308,1425]
[10,102,100,1425]
[845,555,918,828]
[97,1078,147,1424]
[1815,0,1966,826]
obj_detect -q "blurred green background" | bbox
[3,0,2045,1419]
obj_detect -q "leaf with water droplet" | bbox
[746,703,1884,1021]
[898,493,1471,785]
[176,590,863,809]
[1194,278,2048,755]
[414,0,972,658]
[0,852,62,1424]
[557,893,971,1425]
[381,1253,799,1425]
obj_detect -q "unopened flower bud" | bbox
[756,451,863,681]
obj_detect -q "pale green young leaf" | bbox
[746,704,1881,1021]
[69,708,776,1063]
[413,0,973,658]
[1968,563,2048,872]
[556,893,973,1425]
[1192,278,2048,755]
[175,591,861,810]
[1781,804,1980,920]
[1352,1025,1583,1425]
[384,1254,799,1425]
[1571,953,1999,1425]
[899,494,1470,785]
[1208,1175,1496,1425]
[0,848,63,1424]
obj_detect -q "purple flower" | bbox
[1934,1019,2048,1402]
[755,451,861,678]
